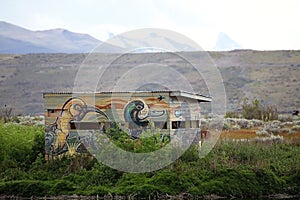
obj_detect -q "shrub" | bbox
[0,180,51,196]
[289,125,300,134]
[237,118,252,129]
[49,180,75,195]
[1,122,300,198]
[0,123,44,168]
[0,105,13,123]
[251,119,264,127]
[256,129,269,136]
[240,98,278,121]
[76,185,111,196]
[278,114,293,122]
[225,111,240,118]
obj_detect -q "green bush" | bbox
[225,111,240,118]
[116,173,161,196]
[0,123,300,198]
[0,168,29,182]
[102,127,169,153]
[240,98,278,121]
[0,180,51,196]
[0,123,44,169]
[81,162,123,186]
[49,179,75,195]
[76,185,111,196]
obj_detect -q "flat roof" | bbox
[169,91,212,102]
[43,90,212,102]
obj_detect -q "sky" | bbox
[0,0,299,50]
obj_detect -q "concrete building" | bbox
[43,91,211,158]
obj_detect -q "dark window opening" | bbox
[47,109,65,117]
[70,121,76,129]
[172,121,185,129]
[171,120,200,129]
[70,121,110,131]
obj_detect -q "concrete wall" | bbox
[44,92,201,158]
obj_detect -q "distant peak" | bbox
[213,32,242,51]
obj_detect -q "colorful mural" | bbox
[45,95,169,158]
[45,97,109,157]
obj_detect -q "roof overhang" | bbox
[43,90,212,102]
[170,91,212,102]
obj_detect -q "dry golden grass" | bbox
[221,129,300,140]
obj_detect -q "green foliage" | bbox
[0,105,21,123]
[115,173,160,196]
[0,123,44,169]
[0,123,300,198]
[225,111,240,118]
[49,179,75,195]
[237,98,278,121]
[81,162,123,186]
[0,168,30,182]
[76,185,111,196]
[225,98,278,121]
[0,180,51,197]
[180,145,200,162]
[105,127,169,153]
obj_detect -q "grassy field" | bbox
[0,122,299,198]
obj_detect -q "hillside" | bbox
[0,21,100,53]
[0,21,201,53]
[0,50,299,115]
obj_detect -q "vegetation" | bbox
[225,98,278,121]
[0,105,20,123]
[0,122,300,198]
[104,126,170,153]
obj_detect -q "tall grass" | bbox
[0,123,44,169]
[0,123,299,198]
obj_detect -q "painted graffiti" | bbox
[45,97,108,157]
[45,96,168,158]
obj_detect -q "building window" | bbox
[172,121,185,129]
[69,121,108,131]
[47,109,64,117]
[171,120,200,129]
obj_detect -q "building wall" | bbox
[44,92,201,158]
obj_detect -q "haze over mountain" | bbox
[213,32,242,51]
[0,21,243,53]
[0,21,101,53]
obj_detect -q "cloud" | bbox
[0,0,299,50]
[218,0,300,49]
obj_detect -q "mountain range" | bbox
[0,21,101,53]
[0,21,241,53]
